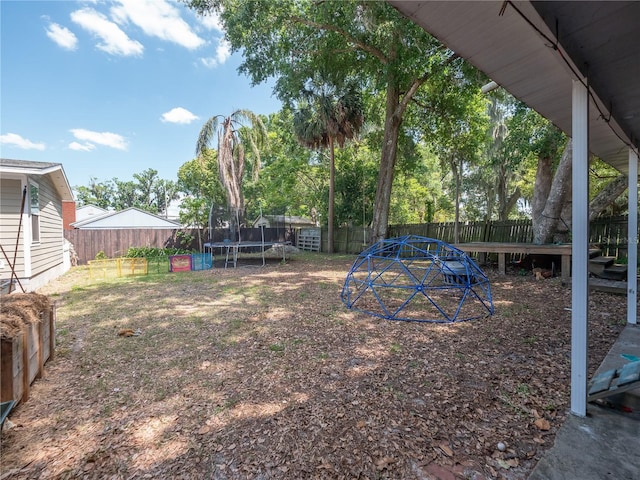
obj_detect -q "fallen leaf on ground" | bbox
[534,418,551,431]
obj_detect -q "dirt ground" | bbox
[0,253,630,479]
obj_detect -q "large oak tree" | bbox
[185,0,458,242]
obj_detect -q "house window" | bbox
[29,182,40,243]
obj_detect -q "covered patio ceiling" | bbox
[389,1,640,177]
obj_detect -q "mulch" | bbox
[0,257,631,479]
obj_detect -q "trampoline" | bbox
[204,240,290,268]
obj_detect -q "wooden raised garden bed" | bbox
[0,293,55,407]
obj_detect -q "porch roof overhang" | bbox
[388,1,640,177]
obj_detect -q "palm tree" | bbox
[293,81,364,253]
[196,109,267,238]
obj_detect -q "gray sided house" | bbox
[0,159,74,292]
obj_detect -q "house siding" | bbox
[0,178,26,282]
[1,160,74,292]
[29,175,64,280]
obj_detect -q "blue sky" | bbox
[0,0,282,191]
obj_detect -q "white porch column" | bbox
[628,149,638,325]
[571,80,589,417]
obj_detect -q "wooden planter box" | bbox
[0,304,55,405]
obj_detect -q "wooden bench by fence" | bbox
[454,242,572,281]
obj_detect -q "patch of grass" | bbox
[100,403,115,417]
[499,392,528,417]
[394,391,407,400]
[214,397,239,415]
[55,346,70,357]
[228,318,244,331]
[269,343,285,352]
[389,343,402,354]
[523,335,538,345]
[154,385,175,401]
[516,383,530,396]
[501,304,528,318]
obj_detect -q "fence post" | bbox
[481,221,487,242]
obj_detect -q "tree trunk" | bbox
[368,46,457,244]
[485,184,496,223]
[196,227,203,252]
[371,81,402,244]
[532,140,572,244]
[589,174,628,220]
[496,162,521,221]
[499,186,521,221]
[497,164,507,220]
[556,173,628,237]
[327,138,335,254]
[452,156,461,244]
[531,156,553,224]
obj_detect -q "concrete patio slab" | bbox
[529,324,640,480]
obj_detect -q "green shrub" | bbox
[95,250,108,260]
[125,246,192,258]
[616,255,640,266]
[176,230,195,247]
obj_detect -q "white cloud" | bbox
[111,0,205,50]
[68,141,96,152]
[70,128,128,150]
[198,12,224,32]
[161,107,199,124]
[216,38,231,63]
[200,38,231,68]
[45,23,78,50]
[71,8,143,56]
[0,133,45,151]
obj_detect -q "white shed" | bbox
[75,205,108,222]
[70,207,181,229]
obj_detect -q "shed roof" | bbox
[253,214,316,227]
[71,207,181,229]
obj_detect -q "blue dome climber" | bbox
[341,236,494,323]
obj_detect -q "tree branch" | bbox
[290,16,388,64]
[397,54,459,117]
[292,47,359,57]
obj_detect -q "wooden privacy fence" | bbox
[65,228,184,264]
[329,216,635,256]
[65,216,635,264]
[388,219,533,244]
[590,215,634,258]
[65,227,292,264]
